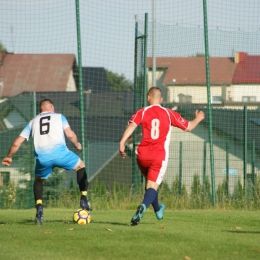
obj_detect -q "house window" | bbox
[0,172,10,186]
[211,96,222,104]
[242,96,256,102]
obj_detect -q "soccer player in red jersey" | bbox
[119,87,205,225]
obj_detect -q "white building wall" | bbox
[66,70,77,91]
[0,167,31,188]
[230,84,260,102]
[168,85,222,103]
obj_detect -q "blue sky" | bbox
[1,0,260,81]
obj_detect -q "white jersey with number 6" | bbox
[20,112,70,162]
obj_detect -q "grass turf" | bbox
[0,208,259,260]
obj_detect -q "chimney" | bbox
[234,52,247,63]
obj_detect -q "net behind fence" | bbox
[0,0,260,210]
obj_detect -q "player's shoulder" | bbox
[164,107,179,114]
[147,104,169,112]
[134,107,145,114]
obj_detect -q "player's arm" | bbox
[119,123,137,158]
[2,136,26,166]
[64,127,82,150]
[186,109,205,132]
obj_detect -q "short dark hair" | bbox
[147,86,162,97]
[39,99,54,112]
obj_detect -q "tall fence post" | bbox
[202,141,207,204]
[178,141,183,196]
[243,106,247,198]
[143,13,148,107]
[225,142,229,197]
[132,13,148,187]
[75,0,86,164]
[251,140,255,185]
[251,140,255,200]
[203,0,216,206]
[132,15,139,187]
[30,92,36,208]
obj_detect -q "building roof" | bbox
[0,90,133,139]
[147,56,237,85]
[0,53,77,97]
[233,53,260,83]
[82,67,110,92]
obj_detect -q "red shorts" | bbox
[136,156,167,185]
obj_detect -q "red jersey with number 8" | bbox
[129,104,189,160]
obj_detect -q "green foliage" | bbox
[43,168,67,207]
[64,175,260,210]
[190,174,203,208]
[106,69,133,91]
[58,178,79,208]
[216,179,231,209]
[2,170,260,210]
[89,178,143,210]
[0,41,7,52]
[3,180,16,209]
[232,179,245,209]
[202,175,212,205]
[17,141,34,174]
[195,53,205,57]
[15,180,33,209]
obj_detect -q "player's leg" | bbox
[74,159,92,211]
[143,179,159,207]
[34,176,44,225]
[142,160,165,220]
[151,189,160,212]
[130,160,151,226]
[148,184,165,220]
[33,160,52,225]
[131,184,160,224]
[57,150,92,211]
[148,161,166,220]
[143,178,160,213]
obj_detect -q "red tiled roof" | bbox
[147,57,236,85]
[0,53,76,97]
[233,54,260,83]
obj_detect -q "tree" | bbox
[195,53,205,57]
[105,69,133,91]
[0,41,7,52]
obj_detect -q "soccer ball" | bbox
[73,209,91,225]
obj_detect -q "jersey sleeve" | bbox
[128,108,144,126]
[61,114,70,130]
[19,122,32,141]
[167,109,189,130]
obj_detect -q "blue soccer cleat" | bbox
[35,205,43,225]
[130,204,146,226]
[155,203,165,220]
[80,199,93,211]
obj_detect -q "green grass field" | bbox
[0,208,259,260]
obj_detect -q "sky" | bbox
[1,0,260,81]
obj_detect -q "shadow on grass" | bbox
[90,220,130,226]
[224,230,260,234]
[91,220,156,226]
[8,218,155,227]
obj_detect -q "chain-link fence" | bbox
[0,0,260,209]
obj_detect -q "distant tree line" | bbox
[105,69,133,91]
[0,41,7,52]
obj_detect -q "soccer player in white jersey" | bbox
[2,99,92,225]
[119,87,205,225]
